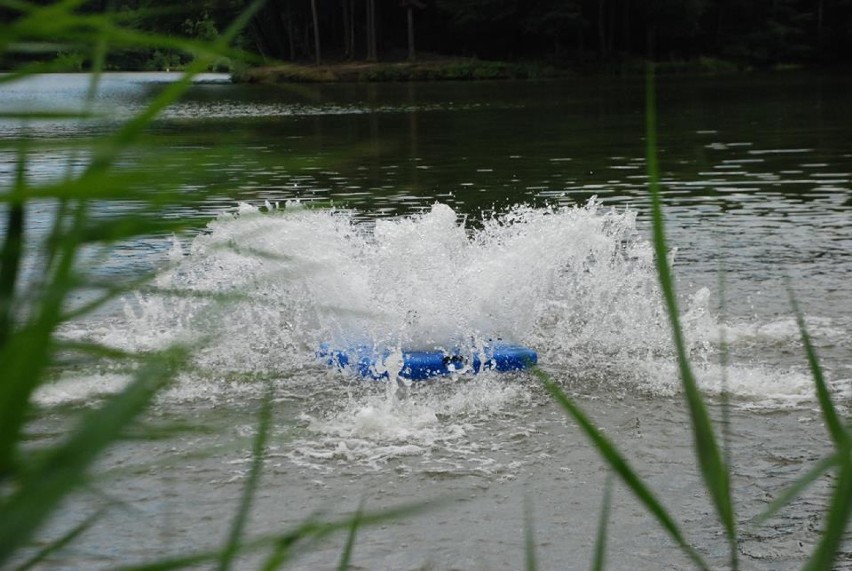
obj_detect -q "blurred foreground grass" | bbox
[0,2,422,568]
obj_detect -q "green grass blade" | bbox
[51,340,138,362]
[534,369,709,570]
[119,500,438,571]
[592,474,614,571]
[644,65,737,553]
[0,346,187,567]
[0,293,61,475]
[785,285,851,570]
[117,551,216,571]
[802,447,852,571]
[0,196,88,474]
[524,495,537,571]
[0,199,24,348]
[14,508,104,571]
[0,0,267,565]
[750,454,838,528]
[337,499,364,571]
[787,285,848,448]
[217,381,273,571]
[0,144,26,345]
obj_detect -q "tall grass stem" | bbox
[644,64,737,561]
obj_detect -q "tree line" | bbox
[235,0,852,68]
[3,0,851,71]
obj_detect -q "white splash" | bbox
[106,200,689,374]
[54,200,846,415]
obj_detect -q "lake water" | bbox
[2,71,851,569]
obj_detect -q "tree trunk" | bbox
[342,0,350,59]
[366,0,377,61]
[278,0,296,61]
[349,0,356,58]
[311,0,321,65]
[407,5,415,61]
[248,18,269,60]
[342,0,357,59]
[286,7,296,61]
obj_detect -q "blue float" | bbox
[317,342,537,381]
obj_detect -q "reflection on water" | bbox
[3,72,849,315]
[2,71,850,357]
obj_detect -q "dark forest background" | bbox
[3,0,852,71]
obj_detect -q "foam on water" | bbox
[51,201,849,421]
[34,372,133,407]
[288,374,533,471]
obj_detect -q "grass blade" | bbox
[787,285,849,448]
[14,508,104,571]
[0,144,27,348]
[802,448,852,571]
[337,499,364,571]
[784,283,851,570]
[644,65,737,556]
[0,203,24,348]
[0,346,187,567]
[534,369,709,570]
[119,500,438,571]
[524,495,537,571]
[750,454,838,528]
[0,0,267,565]
[217,381,273,571]
[592,474,614,571]
[0,195,87,475]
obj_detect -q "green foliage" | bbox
[183,11,219,42]
[0,0,262,565]
[0,1,249,72]
[143,48,183,71]
[51,50,86,71]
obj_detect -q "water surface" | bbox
[3,71,851,569]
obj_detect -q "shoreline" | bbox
[230,56,826,84]
[233,57,555,83]
[4,56,839,84]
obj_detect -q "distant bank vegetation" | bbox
[1,0,850,77]
[235,58,550,83]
